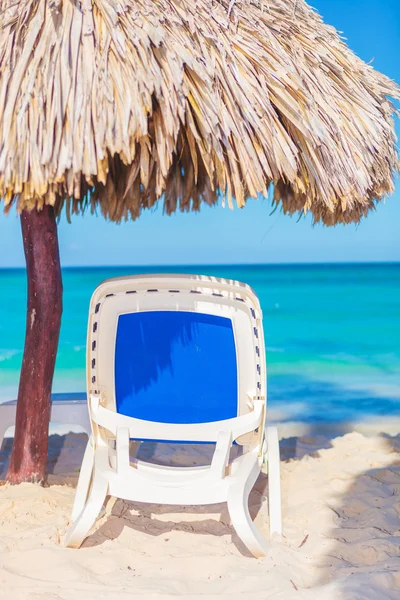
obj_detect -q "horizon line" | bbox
[1,260,399,270]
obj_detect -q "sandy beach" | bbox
[1,430,399,599]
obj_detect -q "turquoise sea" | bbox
[0,264,399,427]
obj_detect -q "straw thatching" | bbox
[0,0,398,225]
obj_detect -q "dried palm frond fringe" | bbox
[0,0,398,225]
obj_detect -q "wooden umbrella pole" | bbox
[7,206,63,484]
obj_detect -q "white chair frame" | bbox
[65,274,282,557]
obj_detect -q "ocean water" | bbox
[0,263,399,427]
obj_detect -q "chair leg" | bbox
[0,408,15,451]
[266,426,282,537]
[0,424,11,451]
[70,435,95,521]
[227,453,269,558]
[65,467,108,549]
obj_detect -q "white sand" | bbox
[1,431,400,599]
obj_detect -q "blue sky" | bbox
[0,0,398,267]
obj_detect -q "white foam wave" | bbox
[0,349,20,362]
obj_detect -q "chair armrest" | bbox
[89,397,264,444]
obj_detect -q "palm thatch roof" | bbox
[0,0,398,225]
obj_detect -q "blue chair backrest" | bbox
[114,311,238,426]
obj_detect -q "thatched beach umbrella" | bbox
[1,0,398,483]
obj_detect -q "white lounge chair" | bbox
[0,393,90,450]
[65,274,282,557]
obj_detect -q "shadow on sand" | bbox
[1,371,400,596]
[308,433,400,598]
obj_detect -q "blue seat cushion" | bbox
[114,311,238,431]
